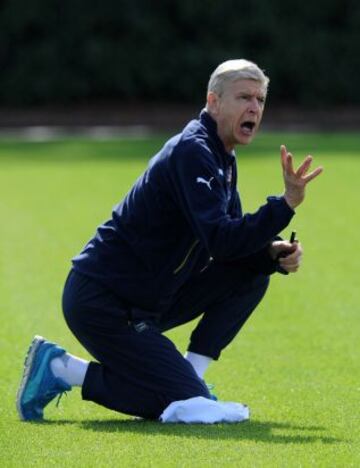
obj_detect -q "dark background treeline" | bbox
[0,0,359,108]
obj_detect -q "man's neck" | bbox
[204,109,235,154]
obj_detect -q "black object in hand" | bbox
[277,231,297,259]
[289,231,296,243]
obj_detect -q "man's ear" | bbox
[207,92,220,115]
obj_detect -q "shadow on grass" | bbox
[37,419,341,445]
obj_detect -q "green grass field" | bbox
[0,132,359,467]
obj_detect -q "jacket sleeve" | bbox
[232,236,289,275]
[168,140,294,262]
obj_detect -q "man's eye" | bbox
[258,97,265,104]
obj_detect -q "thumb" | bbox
[276,242,297,259]
[283,241,297,251]
[272,240,294,251]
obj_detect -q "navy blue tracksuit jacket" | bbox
[72,110,294,317]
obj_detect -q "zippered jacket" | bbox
[72,110,294,316]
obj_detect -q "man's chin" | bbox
[234,128,259,146]
[236,134,255,146]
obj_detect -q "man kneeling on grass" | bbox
[17,59,322,423]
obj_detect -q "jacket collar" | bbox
[199,109,236,163]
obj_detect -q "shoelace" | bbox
[55,391,67,408]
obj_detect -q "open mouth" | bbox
[240,121,256,137]
[241,121,256,131]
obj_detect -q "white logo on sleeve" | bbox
[196,176,214,191]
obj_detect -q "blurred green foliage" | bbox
[0,0,359,106]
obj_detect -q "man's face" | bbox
[207,79,267,151]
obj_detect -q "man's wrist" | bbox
[283,193,297,210]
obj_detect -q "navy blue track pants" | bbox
[62,264,269,419]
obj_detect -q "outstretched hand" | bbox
[281,145,323,209]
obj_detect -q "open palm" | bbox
[281,145,323,209]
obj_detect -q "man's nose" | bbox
[248,98,261,113]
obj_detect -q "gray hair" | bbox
[207,59,269,96]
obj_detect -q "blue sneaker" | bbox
[16,335,71,421]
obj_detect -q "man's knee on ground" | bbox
[150,377,210,419]
[170,375,210,402]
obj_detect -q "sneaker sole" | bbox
[16,335,46,421]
